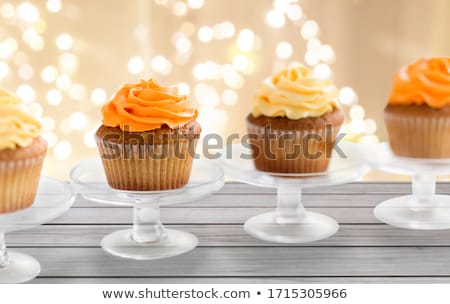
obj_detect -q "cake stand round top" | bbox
[362,142,450,176]
[220,142,367,188]
[70,158,224,207]
[0,177,75,233]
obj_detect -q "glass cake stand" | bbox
[219,142,367,243]
[70,158,224,260]
[364,142,450,230]
[0,177,75,283]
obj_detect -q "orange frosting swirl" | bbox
[102,79,198,132]
[389,57,450,108]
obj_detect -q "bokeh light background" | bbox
[0,0,449,179]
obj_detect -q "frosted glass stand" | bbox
[364,142,450,230]
[0,177,75,283]
[70,158,224,260]
[220,142,367,243]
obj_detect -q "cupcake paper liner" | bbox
[246,122,342,174]
[385,112,450,158]
[0,155,46,213]
[96,138,198,191]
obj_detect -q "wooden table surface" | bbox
[7,182,450,283]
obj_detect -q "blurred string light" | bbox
[16,84,35,104]
[46,0,62,13]
[198,26,213,42]
[127,56,144,74]
[142,0,377,140]
[0,0,108,166]
[0,0,379,169]
[265,0,377,143]
[0,61,10,79]
[17,2,40,23]
[46,89,63,106]
[0,0,379,177]
[151,55,173,75]
[90,88,107,106]
[276,42,293,59]
[237,29,255,51]
[53,140,72,160]
[41,65,58,82]
[177,82,190,95]
[55,33,73,50]
[69,112,88,130]
[187,0,204,9]
[266,10,286,28]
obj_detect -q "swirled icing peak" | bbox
[0,89,42,150]
[389,57,450,108]
[252,64,339,119]
[102,79,198,132]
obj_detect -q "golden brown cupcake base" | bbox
[0,136,47,213]
[384,103,450,158]
[96,121,201,191]
[246,108,344,174]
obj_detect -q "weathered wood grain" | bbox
[4,182,450,284]
[15,247,450,277]
[8,224,450,247]
[30,277,450,284]
[46,206,428,225]
[72,194,406,208]
[211,182,450,195]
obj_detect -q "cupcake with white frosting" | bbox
[0,89,47,213]
[246,64,344,173]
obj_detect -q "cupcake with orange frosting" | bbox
[385,57,450,158]
[247,64,344,173]
[96,79,200,191]
[0,89,47,213]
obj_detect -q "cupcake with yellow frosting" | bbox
[0,89,47,213]
[385,57,450,158]
[96,79,200,191]
[247,64,344,173]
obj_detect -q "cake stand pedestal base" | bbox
[374,175,450,230]
[101,229,198,260]
[244,185,338,243]
[70,158,224,260]
[220,143,366,244]
[375,195,450,230]
[0,177,74,283]
[244,211,338,244]
[0,252,41,284]
[365,143,450,230]
[101,205,198,260]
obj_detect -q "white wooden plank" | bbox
[215,182,450,195]
[48,207,378,224]
[30,277,450,283]
[8,224,450,247]
[15,247,450,277]
[10,182,450,282]
[72,194,403,208]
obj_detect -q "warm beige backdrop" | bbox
[1,0,449,179]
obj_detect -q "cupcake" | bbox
[96,79,201,191]
[385,57,450,158]
[247,64,345,173]
[0,89,47,213]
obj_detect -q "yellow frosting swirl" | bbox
[0,89,42,150]
[252,65,339,119]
